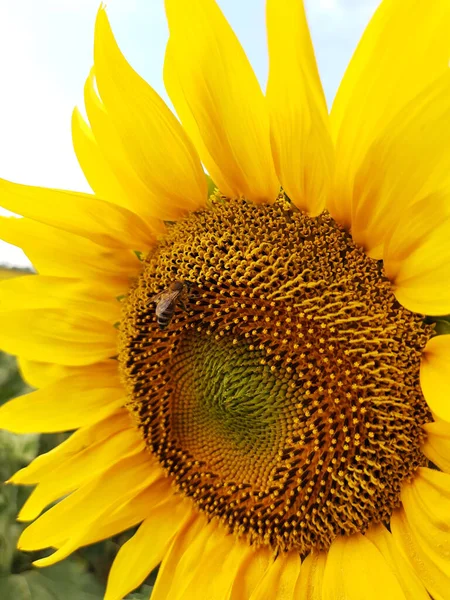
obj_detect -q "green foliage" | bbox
[206,174,217,198]
[0,352,32,407]
[434,317,450,336]
[0,561,104,600]
[125,585,154,599]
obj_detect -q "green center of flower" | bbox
[119,196,432,554]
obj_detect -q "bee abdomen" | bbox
[157,310,175,330]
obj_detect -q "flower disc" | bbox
[119,196,433,554]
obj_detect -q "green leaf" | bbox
[434,318,450,336]
[0,430,40,478]
[125,584,154,599]
[19,560,105,599]
[206,174,217,197]
[0,352,31,407]
[0,574,33,600]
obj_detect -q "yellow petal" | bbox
[392,469,450,599]
[20,451,159,555]
[391,508,450,600]
[151,515,210,600]
[152,518,222,600]
[203,539,253,600]
[229,548,273,600]
[294,551,326,600]
[0,178,155,251]
[79,477,173,548]
[18,428,142,522]
[104,498,192,600]
[72,107,128,208]
[93,9,206,220]
[72,107,165,235]
[164,527,245,600]
[18,358,76,388]
[266,0,333,216]
[164,0,279,204]
[383,196,450,315]
[350,72,450,256]
[322,533,406,599]
[0,274,121,323]
[422,420,450,473]
[0,309,116,366]
[365,523,429,599]
[401,468,450,578]
[0,216,141,281]
[17,357,119,389]
[9,409,131,485]
[249,551,300,600]
[382,193,448,279]
[82,69,169,224]
[420,335,450,421]
[0,363,123,433]
[330,0,450,229]
[170,526,234,600]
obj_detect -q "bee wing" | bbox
[155,291,180,316]
[149,290,166,303]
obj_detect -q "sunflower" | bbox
[0,0,450,598]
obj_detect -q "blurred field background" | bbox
[0,266,156,599]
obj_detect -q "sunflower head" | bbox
[119,191,434,555]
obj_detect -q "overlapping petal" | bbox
[0,361,123,433]
[392,468,450,599]
[249,551,300,600]
[151,516,210,600]
[9,410,132,485]
[93,9,207,221]
[383,195,450,315]
[0,274,121,323]
[0,309,116,366]
[72,107,165,234]
[391,508,449,600]
[104,498,192,600]
[0,178,155,250]
[330,0,450,229]
[366,524,429,599]
[266,0,333,215]
[420,335,450,421]
[349,72,450,257]
[0,216,141,282]
[228,547,273,600]
[81,69,169,224]
[294,551,326,600]
[158,527,247,600]
[19,452,161,561]
[18,358,77,388]
[322,533,406,599]
[151,519,222,600]
[18,428,141,522]
[164,0,279,204]
[422,420,450,473]
[78,478,173,548]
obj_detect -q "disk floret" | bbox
[120,197,432,553]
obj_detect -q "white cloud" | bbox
[314,0,343,14]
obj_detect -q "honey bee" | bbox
[149,280,191,330]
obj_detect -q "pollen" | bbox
[119,195,433,554]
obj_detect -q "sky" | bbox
[0,0,381,267]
